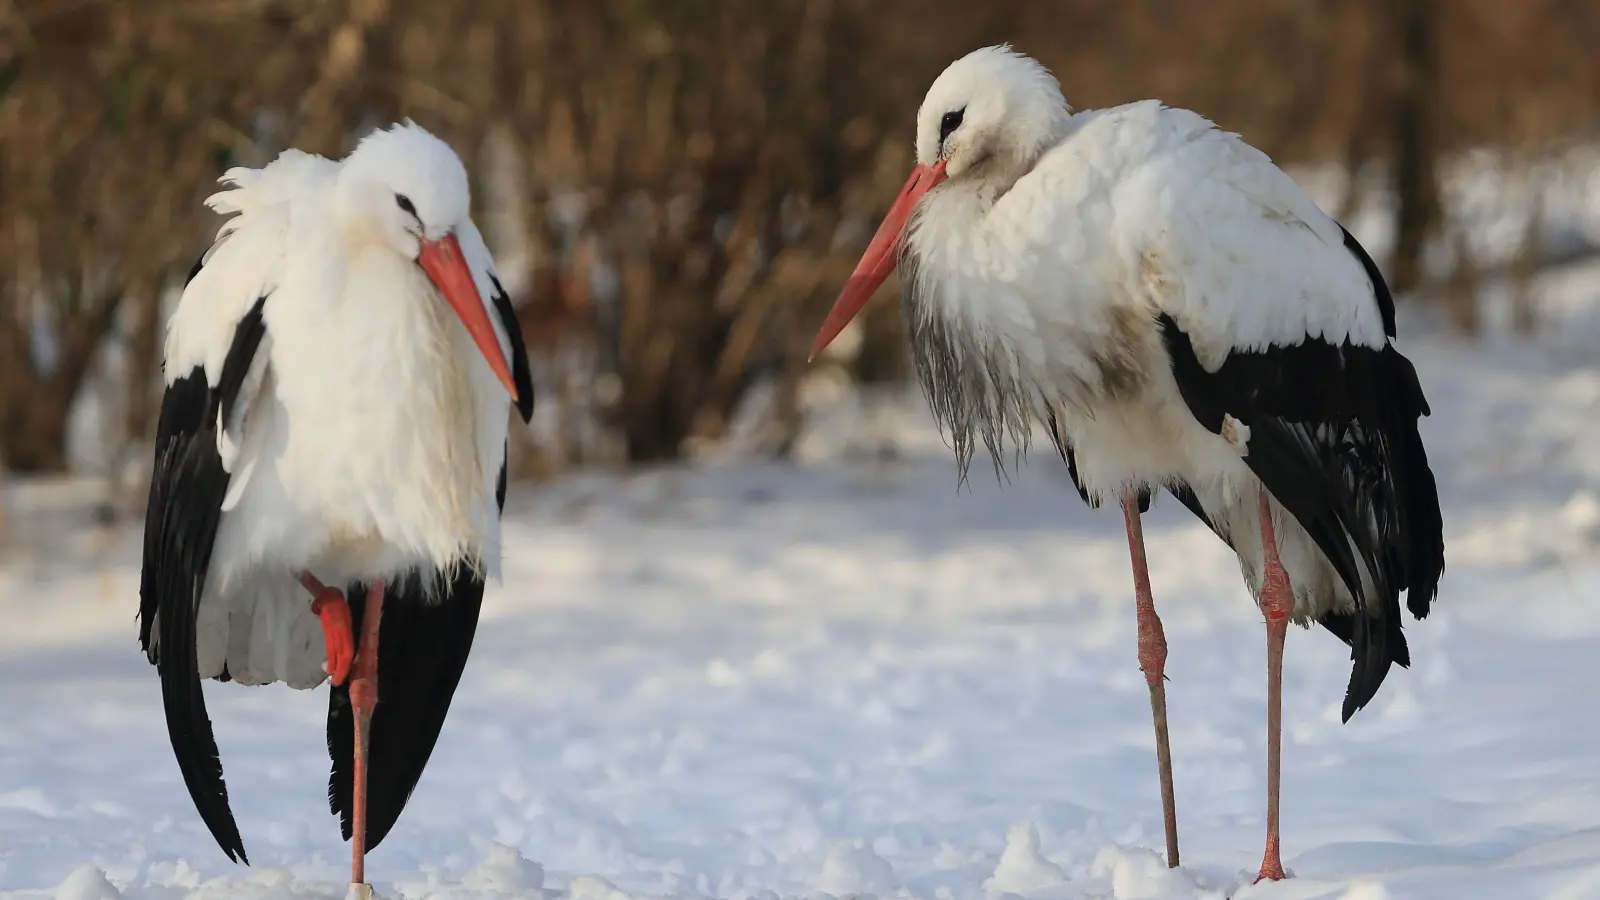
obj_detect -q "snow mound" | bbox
[53,867,121,900]
[815,838,899,897]
[984,821,1068,896]
[462,843,546,895]
[1086,847,1224,900]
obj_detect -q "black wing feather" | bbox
[489,274,536,424]
[217,303,267,429]
[138,294,269,864]
[1157,242,1443,722]
[323,451,508,850]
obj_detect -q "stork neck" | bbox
[920,149,1041,230]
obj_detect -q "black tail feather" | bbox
[1317,606,1412,721]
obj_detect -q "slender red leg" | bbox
[1255,488,1291,883]
[1122,492,1180,869]
[348,579,385,887]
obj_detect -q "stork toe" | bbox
[312,588,355,685]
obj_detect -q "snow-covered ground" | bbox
[6,265,1600,899]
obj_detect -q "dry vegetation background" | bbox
[1,0,1598,505]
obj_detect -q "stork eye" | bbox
[939,108,965,143]
[395,194,418,218]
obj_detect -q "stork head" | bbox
[915,45,1069,181]
[810,45,1070,359]
[337,121,519,403]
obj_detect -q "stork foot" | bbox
[1254,837,1287,882]
[301,573,354,685]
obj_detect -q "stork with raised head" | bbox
[138,121,535,893]
[810,46,1445,881]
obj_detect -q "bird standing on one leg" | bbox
[809,46,1445,881]
[138,121,535,892]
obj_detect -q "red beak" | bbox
[417,233,520,402]
[809,160,949,360]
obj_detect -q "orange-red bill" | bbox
[418,233,520,402]
[809,160,948,360]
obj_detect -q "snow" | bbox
[7,271,1600,899]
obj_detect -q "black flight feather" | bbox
[1158,289,1443,722]
[138,293,269,864]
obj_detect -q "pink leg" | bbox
[1255,489,1291,883]
[1122,492,1181,869]
[348,579,385,887]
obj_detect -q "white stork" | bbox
[138,121,534,891]
[810,46,1445,881]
